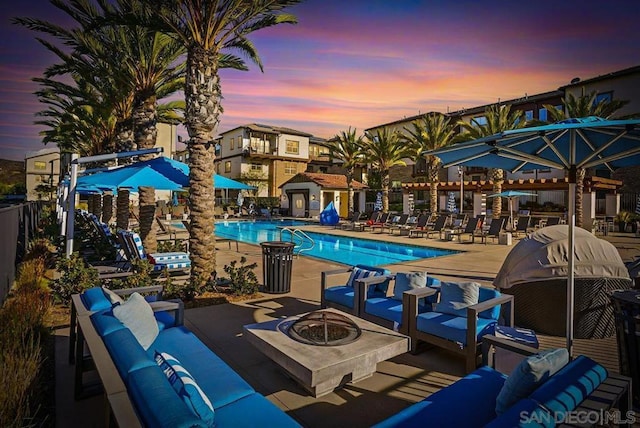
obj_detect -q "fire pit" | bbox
[287,310,361,346]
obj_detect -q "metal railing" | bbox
[279,227,315,257]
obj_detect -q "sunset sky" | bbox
[1,0,639,161]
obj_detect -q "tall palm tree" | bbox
[362,128,414,213]
[114,0,300,287]
[326,128,364,216]
[457,104,526,219]
[543,92,630,227]
[403,113,456,214]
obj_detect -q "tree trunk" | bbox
[491,168,504,219]
[575,168,585,228]
[115,118,135,154]
[116,188,130,231]
[346,169,354,216]
[138,186,157,254]
[184,45,221,288]
[102,192,114,224]
[133,95,158,161]
[428,160,439,214]
[381,170,390,213]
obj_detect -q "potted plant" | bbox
[629,213,639,234]
[615,211,632,232]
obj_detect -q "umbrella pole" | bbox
[566,179,576,358]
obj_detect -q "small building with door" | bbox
[279,172,367,218]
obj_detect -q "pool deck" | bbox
[54,224,640,427]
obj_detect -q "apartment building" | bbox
[214,124,326,197]
[25,147,60,201]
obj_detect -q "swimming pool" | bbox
[206,220,459,266]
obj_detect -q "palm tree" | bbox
[115,0,300,287]
[403,113,456,214]
[457,104,526,219]
[362,128,414,213]
[543,92,630,227]
[326,128,364,216]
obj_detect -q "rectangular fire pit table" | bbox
[242,308,410,398]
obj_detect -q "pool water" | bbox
[207,220,459,266]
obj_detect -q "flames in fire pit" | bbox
[287,310,361,346]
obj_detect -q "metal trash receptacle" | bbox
[261,241,295,294]
[611,289,640,407]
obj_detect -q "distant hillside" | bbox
[0,159,25,186]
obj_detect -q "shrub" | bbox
[24,238,58,269]
[15,258,49,293]
[50,253,99,305]
[222,257,259,296]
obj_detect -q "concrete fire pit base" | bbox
[243,308,410,398]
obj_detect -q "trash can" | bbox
[260,242,295,294]
[610,289,640,407]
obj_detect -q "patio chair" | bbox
[512,216,530,238]
[405,214,430,238]
[449,216,481,243]
[544,216,561,227]
[425,214,448,239]
[320,264,391,315]
[370,213,398,233]
[343,211,375,231]
[407,281,514,373]
[473,217,505,244]
[119,230,191,273]
[385,214,410,233]
[357,272,441,335]
[364,212,389,232]
[336,211,361,230]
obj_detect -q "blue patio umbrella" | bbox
[424,116,640,355]
[487,190,537,230]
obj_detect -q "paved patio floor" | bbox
[55,225,640,427]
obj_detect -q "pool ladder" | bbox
[279,227,315,258]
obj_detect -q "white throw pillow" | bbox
[102,287,124,305]
[113,292,159,350]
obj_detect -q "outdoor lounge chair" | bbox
[404,214,429,237]
[473,217,505,244]
[449,216,481,243]
[407,281,514,373]
[363,212,389,232]
[512,215,530,238]
[356,272,441,335]
[425,214,448,239]
[337,211,361,230]
[343,211,376,231]
[370,213,397,233]
[320,264,391,315]
[119,230,191,273]
[384,214,410,233]
[544,216,561,227]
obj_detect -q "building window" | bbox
[230,137,234,150]
[284,163,297,175]
[285,140,299,154]
[594,92,613,106]
[539,108,548,122]
[250,163,262,171]
[224,161,231,173]
[525,110,534,121]
[471,116,487,127]
[34,161,47,170]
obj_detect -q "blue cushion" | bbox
[485,398,550,428]
[102,329,156,379]
[113,292,159,350]
[81,287,112,311]
[324,286,355,309]
[478,287,501,320]
[155,352,215,426]
[149,326,255,409]
[90,309,125,337]
[495,348,569,415]
[373,366,506,428]
[365,297,430,325]
[529,355,607,418]
[127,365,206,428]
[434,281,480,317]
[392,272,427,301]
[215,392,301,427]
[155,310,177,331]
[416,312,496,345]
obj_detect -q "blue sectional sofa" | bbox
[373,337,632,428]
[75,287,300,428]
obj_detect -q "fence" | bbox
[0,202,43,305]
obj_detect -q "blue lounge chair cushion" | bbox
[215,392,301,427]
[152,260,191,271]
[478,287,502,320]
[155,352,215,426]
[91,308,126,336]
[485,398,549,428]
[324,286,356,309]
[81,287,113,311]
[528,355,607,418]
[495,348,569,415]
[127,365,206,428]
[149,252,190,262]
[416,312,496,345]
[373,366,506,427]
[434,281,480,317]
[149,326,255,409]
[365,297,430,325]
[103,328,157,379]
[113,292,159,350]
